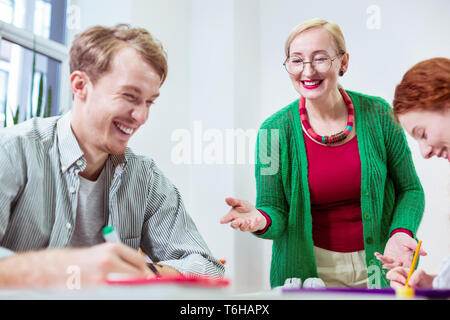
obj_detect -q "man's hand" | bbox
[0,243,150,288]
[386,267,436,289]
[74,242,151,283]
[374,232,427,269]
[220,197,267,232]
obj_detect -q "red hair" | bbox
[393,57,450,121]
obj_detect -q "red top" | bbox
[303,130,364,252]
[254,127,413,242]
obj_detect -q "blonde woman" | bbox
[221,18,425,288]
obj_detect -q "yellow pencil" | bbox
[405,240,422,288]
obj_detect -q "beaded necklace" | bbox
[299,88,354,144]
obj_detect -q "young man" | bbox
[0,24,224,287]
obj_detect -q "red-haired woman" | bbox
[377,57,450,289]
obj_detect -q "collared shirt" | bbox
[0,112,224,278]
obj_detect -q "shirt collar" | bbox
[110,153,128,170]
[57,111,85,173]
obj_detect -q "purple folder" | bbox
[282,287,450,299]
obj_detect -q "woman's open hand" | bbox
[220,197,267,232]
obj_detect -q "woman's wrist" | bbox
[254,209,271,235]
[390,228,413,238]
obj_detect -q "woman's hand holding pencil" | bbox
[374,233,427,269]
[385,240,437,289]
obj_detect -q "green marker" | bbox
[102,225,161,278]
[102,226,121,243]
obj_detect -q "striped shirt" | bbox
[0,112,224,278]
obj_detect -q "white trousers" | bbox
[313,246,368,288]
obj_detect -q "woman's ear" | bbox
[340,52,350,73]
[70,71,90,101]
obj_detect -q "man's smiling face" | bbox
[77,46,161,156]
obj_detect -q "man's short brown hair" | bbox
[70,24,168,84]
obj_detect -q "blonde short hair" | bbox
[70,24,168,84]
[285,18,346,58]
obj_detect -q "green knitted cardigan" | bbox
[254,90,425,288]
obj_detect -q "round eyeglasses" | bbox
[283,53,344,75]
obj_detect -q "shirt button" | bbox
[366,237,373,244]
[364,213,371,220]
[66,223,72,230]
[69,187,76,194]
[76,160,83,166]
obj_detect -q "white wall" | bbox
[67,0,449,291]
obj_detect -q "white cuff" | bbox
[0,247,14,260]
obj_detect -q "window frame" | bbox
[0,1,70,122]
